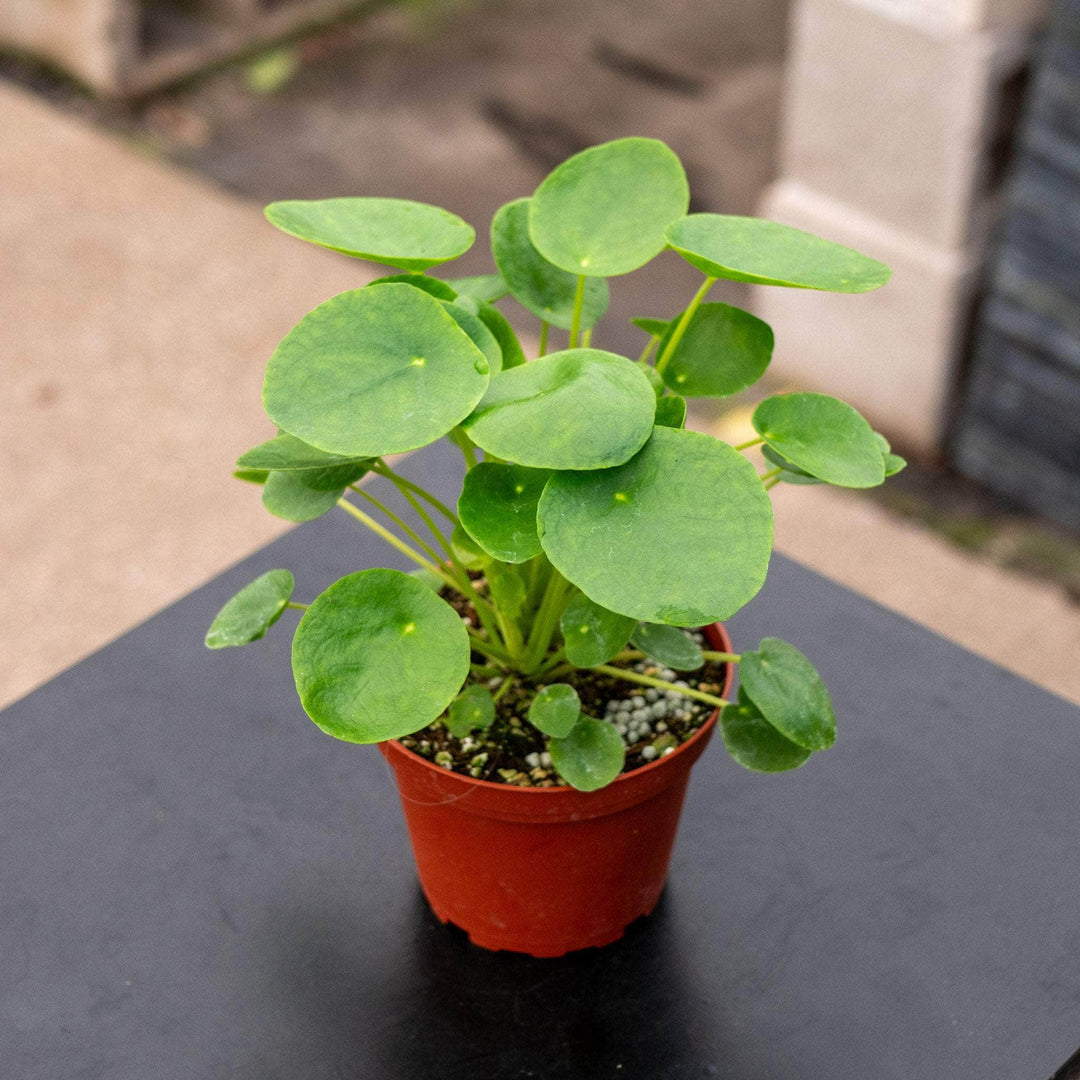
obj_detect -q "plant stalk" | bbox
[522,568,570,672]
[592,664,729,709]
[538,320,549,357]
[285,601,309,611]
[733,436,764,451]
[655,275,717,376]
[370,462,459,525]
[568,274,586,348]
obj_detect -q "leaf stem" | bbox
[655,275,717,376]
[733,436,764,451]
[760,466,782,482]
[538,320,549,357]
[581,327,593,348]
[370,462,458,525]
[348,484,445,568]
[492,675,516,704]
[638,335,660,365]
[611,648,741,665]
[592,665,729,709]
[522,568,570,672]
[533,647,566,676]
[468,631,513,665]
[764,477,781,491]
[568,274,586,348]
[285,601,309,611]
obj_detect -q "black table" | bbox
[4,446,1079,1079]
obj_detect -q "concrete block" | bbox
[841,0,1049,33]
[782,0,1033,248]
[750,179,979,452]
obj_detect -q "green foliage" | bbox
[208,136,902,791]
[205,570,294,648]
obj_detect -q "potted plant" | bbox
[205,137,901,957]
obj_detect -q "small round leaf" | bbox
[446,684,496,738]
[458,462,550,563]
[549,717,626,791]
[265,198,474,271]
[739,637,836,751]
[538,427,773,625]
[292,569,470,743]
[491,198,609,329]
[262,472,343,522]
[462,349,656,470]
[529,138,689,277]
[630,623,703,671]
[447,272,509,303]
[753,393,885,488]
[720,696,813,773]
[263,284,490,457]
[654,395,687,429]
[657,302,773,398]
[528,683,581,738]
[560,592,637,669]
[205,569,294,648]
[368,273,458,300]
[666,214,891,293]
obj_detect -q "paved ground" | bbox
[4,13,1080,710]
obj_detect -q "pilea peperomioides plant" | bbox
[206,137,902,792]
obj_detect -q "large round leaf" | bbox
[528,684,581,738]
[264,198,474,271]
[491,198,609,329]
[263,284,490,456]
[738,638,836,751]
[657,302,773,398]
[292,568,470,743]
[630,623,703,671]
[205,569,294,649]
[458,462,550,563]
[538,427,774,625]
[462,349,656,470]
[666,214,891,293]
[439,299,502,373]
[549,717,626,791]
[753,393,884,488]
[262,471,343,522]
[529,138,689,277]
[560,592,636,668]
[720,694,812,773]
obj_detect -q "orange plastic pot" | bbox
[378,623,733,958]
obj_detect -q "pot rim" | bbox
[379,621,733,798]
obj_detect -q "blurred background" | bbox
[3,0,1079,705]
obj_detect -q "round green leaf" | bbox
[720,696,812,773]
[205,569,294,649]
[528,683,581,738]
[462,349,656,470]
[642,365,665,398]
[657,302,773,398]
[262,471,343,522]
[368,273,458,300]
[439,298,502,373]
[450,522,492,571]
[632,316,670,338]
[447,272,509,303]
[292,568,470,743]
[884,452,907,477]
[491,198,609,329]
[549,716,626,791]
[538,427,774,625]
[458,462,550,563]
[560,592,637,669]
[529,138,689,277]
[753,393,885,488]
[630,623,703,671]
[666,214,891,293]
[446,684,496,737]
[654,395,686,429]
[739,637,836,751]
[264,198,475,271]
[263,284,490,457]
[237,433,372,472]
[476,301,526,370]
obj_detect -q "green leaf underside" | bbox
[292,462,370,492]
[462,349,656,470]
[458,462,550,563]
[292,568,469,743]
[632,317,670,337]
[450,522,492,570]
[549,717,626,791]
[263,284,490,457]
[237,433,372,472]
[476,301,526,369]
[631,623,703,671]
[529,138,690,277]
[262,472,343,521]
[739,637,836,751]
[205,569,294,648]
[368,273,458,300]
[234,469,269,484]
[446,684,496,737]
[439,298,502,373]
[491,198,609,329]
[720,697,812,772]
[264,197,475,271]
[657,302,773,398]
[560,592,637,668]
[538,426,774,625]
[884,452,907,476]
[528,683,581,738]
[665,214,891,293]
[753,393,885,488]
[654,396,687,428]
[447,272,509,303]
